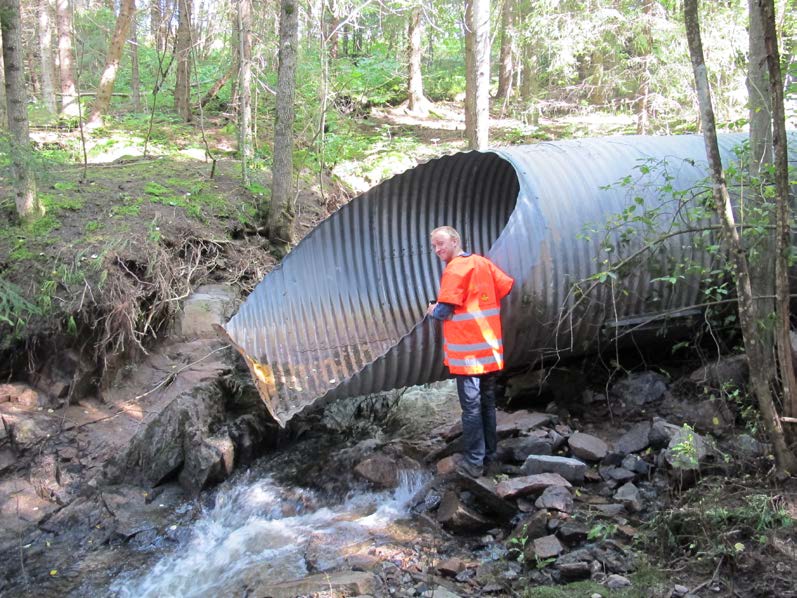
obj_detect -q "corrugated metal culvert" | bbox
[223,133,791,426]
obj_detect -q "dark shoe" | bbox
[483,460,502,476]
[456,461,484,478]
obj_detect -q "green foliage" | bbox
[642,481,792,564]
[669,424,699,469]
[0,278,41,332]
[587,522,617,542]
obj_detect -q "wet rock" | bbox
[521,455,587,483]
[687,354,748,390]
[250,570,381,598]
[556,561,591,581]
[534,486,573,513]
[176,284,238,339]
[105,381,227,491]
[228,413,271,466]
[436,454,460,475]
[613,482,642,512]
[613,421,652,455]
[496,410,554,436]
[437,491,491,532]
[496,473,571,499]
[178,432,235,496]
[527,534,563,560]
[606,573,632,589]
[568,432,608,461]
[2,413,56,448]
[355,454,405,488]
[558,521,588,544]
[611,372,668,407]
[500,433,553,461]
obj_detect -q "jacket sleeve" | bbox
[437,262,472,306]
[490,261,514,300]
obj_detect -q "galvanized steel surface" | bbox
[223,133,786,426]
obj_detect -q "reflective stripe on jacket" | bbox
[436,254,514,375]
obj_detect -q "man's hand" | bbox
[426,301,437,317]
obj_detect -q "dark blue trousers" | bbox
[455,372,498,468]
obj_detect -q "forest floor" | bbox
[1,102,794,596]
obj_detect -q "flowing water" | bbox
[110,469,430,597]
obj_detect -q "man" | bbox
[426,226,514,477]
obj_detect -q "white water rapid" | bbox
[111,470,430,597]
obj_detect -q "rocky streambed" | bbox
[1,286,794,597]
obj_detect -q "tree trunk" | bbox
[746,0,776,385]
[238,0,252,183]
[684,0,797,476]
[267,0,299,247]
[759,0,797,425]
[636,0,654,134]
[87,0,136,127]
[464,0,490,149]
[174,0,192,121]
[495,0,515,100]
[0,29,6,127]
[1,0,43,222]
[130,12,141,111]
[406,5,429,114]
[37,0,57,114]
[56,0,79,117]
[200,62,236,107]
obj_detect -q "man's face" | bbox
[430,231,460,263]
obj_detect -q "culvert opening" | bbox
[224,151,520,424]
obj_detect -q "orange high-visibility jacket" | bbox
[436,254,514,375]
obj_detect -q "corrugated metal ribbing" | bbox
[224,133,792,426]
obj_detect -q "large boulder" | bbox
[176,284,239,339]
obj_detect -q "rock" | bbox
[673,583,690,596]
[649,418,682,448]
[355,454,403,488]
[663,426,709,470]
[437,491,492,532]
[687,398,735,436]
[593,504,625,517]
[521,455,587,483]
[496,473,571,499]
[177,284,238,339]
[733,433,766,459]
[613,482,642,512]
[611,372,668,407]
[438,558,466,576]
[606,573,632,589]
[621,454,651,476]
[600,466,636,483]
[496,410,554,436]
[228,413,271,466]
[568,432,608,461]
[0,448,15,473]
[687,354,748,390]
[613,421,652,454]
[534,486,573,513]
[558,521,589,544]
[454,475,518,520]
[527,535,563,560]
[422,586,462,598]
[510,509,549,543]
[500,434,553,461]
[556,561,591,581]
[436,454,460,475]
[250,571,380,598]
[105,380,227,490]
[178,432,235,496]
